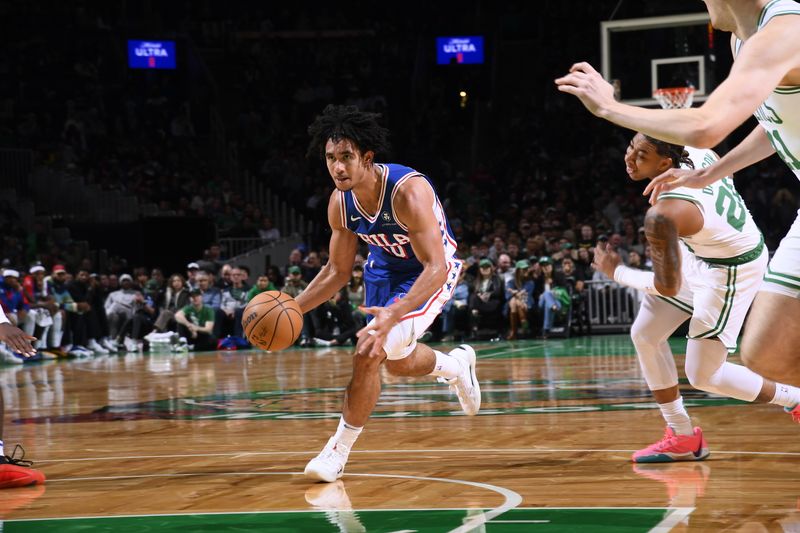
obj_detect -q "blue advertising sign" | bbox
[436,36,484,65]
[128,40,177,69]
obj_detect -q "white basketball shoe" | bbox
[304,437,350,483]
[439,344,481,415]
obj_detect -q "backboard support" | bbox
[601,13,712,107]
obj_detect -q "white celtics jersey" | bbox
[657,147,763,263]
[734,0,800,180]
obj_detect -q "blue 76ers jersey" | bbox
[339,163,458,305]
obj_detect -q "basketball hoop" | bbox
[653,87,695,109]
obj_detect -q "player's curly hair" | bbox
[643,135,695,170]
[306,104,391,160]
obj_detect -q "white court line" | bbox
[34,446,800,464]
[649,507,695,533]
[20,470,523,533]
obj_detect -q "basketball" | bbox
[241,291,303,351]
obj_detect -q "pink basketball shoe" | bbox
[632,426,710,463]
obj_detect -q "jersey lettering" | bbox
[357,233,411,258]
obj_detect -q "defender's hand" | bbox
[555,62,616,117]
[643,167,717,205]
[592,242,622,279]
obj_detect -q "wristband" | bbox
[613,265,661,295]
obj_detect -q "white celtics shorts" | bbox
[657,243,768,351]
[369,259,463,360]
[763,210,800,298]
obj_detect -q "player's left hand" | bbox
[356,306,400,358]
[592,241,622,279]
[555,62,616,117]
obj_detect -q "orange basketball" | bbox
[241,291,303,351]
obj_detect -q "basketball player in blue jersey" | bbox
[296,105,480,483]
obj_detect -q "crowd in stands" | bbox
[0,220,644,363]
[2,2,800,361]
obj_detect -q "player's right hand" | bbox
[592,241,621,279]
[643,167,718,205]
[0,323,37,357]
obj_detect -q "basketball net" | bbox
[653,87,695,109]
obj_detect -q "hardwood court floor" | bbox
[0,335,799,531]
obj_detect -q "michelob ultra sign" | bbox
[128,40,176,69]
[436,36,484,65]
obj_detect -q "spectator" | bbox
[607,233,630,265]
[186,262,200,290]
[266,265,284,290]
[537,257,565,338]
[195,271,222,309]
[151,267,166,288]
[496,253,513,285]
[346,265,366,327]
[0,270,28,329]
[103,273,141,346]
[468,259,505,339]
[217,266,249,338]
[237,265,251,289]
[302,251,322,282]
[118,283,157,352]
[284,248,303,277]
[577,224,595,251]
[246,275,276,302]
[311,289,359,347]
[67,269,109,354]
[0,270,31,360]
[216,264,233,290]
[575,247,595,281]
[561,257,589,335]
[175,289,217,351]
[87,273,117,352]
[21,265,61,353]
[46,265,92,356]
[505,260,535,340]
[441,268,470,342]
[283,265,312,346]
[153,274,190,332]
[259,217,281,244]
[487,237,506,263]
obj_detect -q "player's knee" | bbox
[630,321,658,351]
[684,364,720,393]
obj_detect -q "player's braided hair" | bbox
[643,135,695,169]
[306,104,391,160]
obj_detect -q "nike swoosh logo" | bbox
[350,215,361,221]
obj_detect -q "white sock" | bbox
[658,396,693,436]
[0,439,5,456]
[769,383,800,408]
[429,350,462,379]
[333,416,362,449]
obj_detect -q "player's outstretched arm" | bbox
[357,176,448,357]
[555,16,800,147]
[644,126,776,204]
[295,192,357,314]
